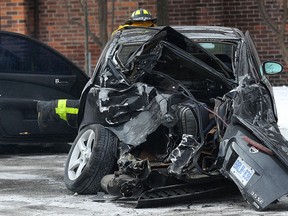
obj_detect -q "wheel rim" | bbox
[67,129,95,180]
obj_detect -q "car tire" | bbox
[64,124,118,194]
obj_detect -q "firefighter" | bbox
[113,8,157,34]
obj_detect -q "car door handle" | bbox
[55,78,68,85]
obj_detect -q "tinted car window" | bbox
[116,43,141,65]
[0,34,75,75]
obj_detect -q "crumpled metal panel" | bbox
[108,92,170,145]
[219,125,288,211]
[167,134,202,179]
[218,75,288,167]
[216,75,288,210]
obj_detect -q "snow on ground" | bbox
[273,86,288,139]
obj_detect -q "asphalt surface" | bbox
[1,145,288,216]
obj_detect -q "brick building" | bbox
[0,0,287,85]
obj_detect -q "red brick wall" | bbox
[0,0,34,34]
[1,0,287,85]
[167,0,224,26]
[221,0,288,85]
[0,0,158,73]
[37,0,94,72]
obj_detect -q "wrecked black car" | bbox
[63,26,287,210]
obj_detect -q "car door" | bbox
[0,31,89,144]
[244,31,278,120]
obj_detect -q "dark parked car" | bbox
[61,26,285,210]
[0,31,88,145]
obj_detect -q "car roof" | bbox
[172,26,244,40]
[116,25,243,43]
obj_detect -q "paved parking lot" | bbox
[1,145,288,216]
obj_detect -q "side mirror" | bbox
[263,61,283,75]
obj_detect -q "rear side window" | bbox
[198,42,236,70]
[0,33,75,75]
[198,42,234,57]
[116,43,141,65]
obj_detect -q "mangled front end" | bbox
[80,26,288,210]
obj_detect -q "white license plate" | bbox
[230,157,255,186]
